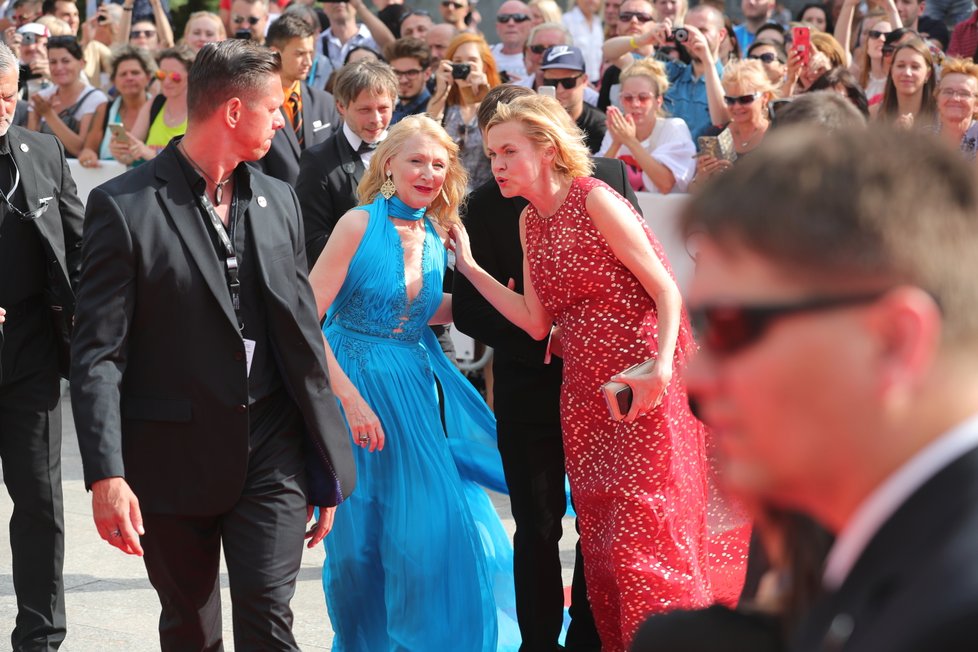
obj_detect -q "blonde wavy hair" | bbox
[722,59,779,97]
[620,58,670,117]
[357,115,467,230]
[487,94,594,179]
[529,0,563,24]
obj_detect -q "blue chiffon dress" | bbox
[321,194,519,651]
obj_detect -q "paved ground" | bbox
[0,390,578,650]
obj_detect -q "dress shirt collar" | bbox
[283,79,301,97]
[343,122,387,165]
[823,412,978,590]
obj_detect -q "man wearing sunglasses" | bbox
[439,0,471,32]
[0,39,83,652]
[605,4,727,140]
[227,0,268,43]
[319,0,395,70]
[684,126,978,652]
[490,0,532,82]
[540,45,606,153]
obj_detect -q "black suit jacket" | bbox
[254,83,339,186]
[0,127,84,381]
[452,158,642,425]
[70,144,355,514]
[792,445,978,652]
[295,129,364,269]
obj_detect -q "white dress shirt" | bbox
[343,122,387,169]
[561,6,604,80]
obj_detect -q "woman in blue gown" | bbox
[307,115,519,651]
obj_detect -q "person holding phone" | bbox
[77,45,153,167]
[451,93,735,652]
[427,33,500,190]
[108,44,193,166]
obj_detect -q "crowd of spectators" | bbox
[0,0,974,186]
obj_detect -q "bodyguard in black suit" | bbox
[681,128,978,652]
[453,85,642,652]
[0,42,84,651]
[70,41,355,651]
[295,59,397,268]
[256,13,340,185]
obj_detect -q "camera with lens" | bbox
[451,63,471,79]
[671,27,689,43]
[234,29,252,40]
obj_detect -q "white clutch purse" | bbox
[600,358,656,421]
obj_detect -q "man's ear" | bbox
[225,97,243,128]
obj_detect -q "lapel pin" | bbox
[257,196,267,208]
[20,143,28,152]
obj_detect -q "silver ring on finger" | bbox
[358,434,369,444]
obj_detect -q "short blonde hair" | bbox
[36,15,72,36]
[357,115,467,230]
[937,57,978,118]
[486,94,594,179]
[619,58,670,116]
[722,59,779,96]
[529,0,563,24]
[620,57,670,96]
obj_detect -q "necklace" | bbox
[179,142,232,204]
[732,123,766,149]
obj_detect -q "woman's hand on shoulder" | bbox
[447,222,477,277]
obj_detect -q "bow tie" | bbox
[356,140,378,155]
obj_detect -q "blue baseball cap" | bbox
[539,45,586,73]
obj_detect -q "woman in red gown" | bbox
[451,94,715,651]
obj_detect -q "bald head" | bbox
[426,23,456,62]
[497,0,532,50]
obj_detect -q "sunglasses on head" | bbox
[155,69,182,82]
[723,92,760,106]
[618,11,654,22]
[232,14,260,25]
[441,1,465,8]
[748,52,782,64]
[399,9,431,23]
[689,293,887,356]
[497,13,531,23]
[541,73,583,89]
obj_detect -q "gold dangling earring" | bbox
[380,171,396,199]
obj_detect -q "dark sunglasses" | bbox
[885,27,912,44]
[497,13,531,23]
[723,92,760,106]
[232,14,260,25]
[528,43,549,54]
[618,11,654,22]
[867,29,889,40]
[748,52,782,64]
[441,1,465,8]
[541,73,583,89]
[130,29,156,38]
[690,293,887,356]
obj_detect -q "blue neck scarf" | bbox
[384,194,427,221]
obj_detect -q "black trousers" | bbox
[0,368,66,652]
[497,420,601,652]
[140,392,309,652]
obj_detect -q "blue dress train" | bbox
[322,194,519,651]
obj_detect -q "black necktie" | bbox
[288,91,303,148]
[356,139,380,156]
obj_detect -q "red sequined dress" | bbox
[523,177,713,651]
